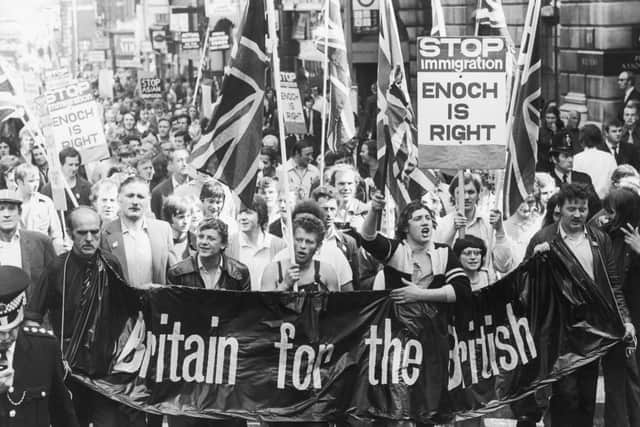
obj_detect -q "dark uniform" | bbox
[0,326,79,427]
[0,265,79,427]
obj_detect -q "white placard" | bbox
[45,80,109,164]
[417,36,507,169]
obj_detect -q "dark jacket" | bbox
[624,88,640,107]
[526,223,631,323]
[16,230,57,301]
[150,178,174,220]
[0,326,80,427]
[622,124,640,148]
[167,254,250,291]
[549,169,593,189]
[597,141,640,170]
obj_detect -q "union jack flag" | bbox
[313,0,355,151]
[377,0,435,211]
[189,0,266,208]
[504,0,542,217]
[0,61,19,123]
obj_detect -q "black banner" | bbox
[70,243,624,424]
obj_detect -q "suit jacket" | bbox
[150,178,174,220]
[18,230,56,299]
[526,223,631,323]
[624,88,640,107]
[100,217,175,285]
[597,142,640,170]
[550,169,593,189]
[303,108,322,143]
[0,326,79,427]
[621,124,640,148]
[167,254,250,290]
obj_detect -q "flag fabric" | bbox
[504,0,542,217]
[430,0,447,36]
[0,60,19,123]
[189,0,266,207]
[376,0,434,211]
[313,0,356,151]
[475,0,517,86]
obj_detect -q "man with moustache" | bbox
[25,206,142,427]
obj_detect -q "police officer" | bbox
[0,265,79,427]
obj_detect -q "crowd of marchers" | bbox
[0,71,639,427]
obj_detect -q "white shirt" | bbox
[198,255,222,289]
[559,224,594,280]
[435,209,515,274]
[121,219,153,287]
[21,193,64,252]
[625,86,635,104]
[573,147,617,199]
[236,232,276,290]
[0,231,21,268]
[278,159,319,199]
[273,243,350,288]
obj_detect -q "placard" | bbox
[417,36,507,169]
[181,32,201,50]
[279,72,307,135]
[44,68,72,91]
[138,72,163,99]
[209,31,230,51]
[151,29,168,54]
[45,80,109,164]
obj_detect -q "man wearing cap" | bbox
[0,189,56,297]
[548,131,594,189]
[0,265,79,427]
[26,206,145,427]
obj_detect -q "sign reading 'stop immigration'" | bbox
[417,37,507,170]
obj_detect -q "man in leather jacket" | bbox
[514,183,634,427]
[168,217,250,291]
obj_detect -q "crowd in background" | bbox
[0,69,640,427]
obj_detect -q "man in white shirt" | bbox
[226,195,286,289]
[330,165,368,231]
[270,200,353,291]
[0,189,56,294]
[14,164,65,254]
[101,177,175,287]
[435,172,514,275]
[573,124,617,199]
[278,138,319,199]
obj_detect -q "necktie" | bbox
[563,174,568,183]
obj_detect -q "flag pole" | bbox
[491,0,540,233]
[319,0,330,186]
[474,0,483,36]
[267,0,296,264]
[192,22,211,107]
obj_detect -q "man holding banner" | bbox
[524,183,634,427]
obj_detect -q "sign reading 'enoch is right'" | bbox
[417,36,507,169]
